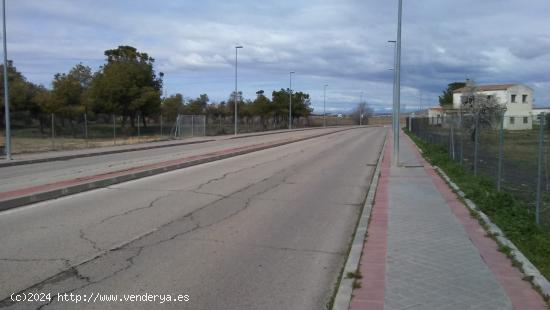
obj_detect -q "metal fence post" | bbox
[174,115,179,138]
[459,113,464,166]
[536,113,545,225]
[113,114,116,145]
[449,123,455,160]
[474,114,479,176]
[137,114,141,140]
[84,112,88,140]
[160,114,163,137]
[191,115,194,137]
[497,114,504,191]
[203,115,206,136]
[51,113,55,150]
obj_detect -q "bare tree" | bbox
[352,101,374,125]
[459,79,506,140]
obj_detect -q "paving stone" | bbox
[383,149,513,309]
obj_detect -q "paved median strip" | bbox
[0,139,216,168]
[0,128,354,211]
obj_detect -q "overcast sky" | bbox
[5,0,550,113]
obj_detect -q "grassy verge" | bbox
[405,129,550,280]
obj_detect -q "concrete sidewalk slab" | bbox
[350,131,547,309]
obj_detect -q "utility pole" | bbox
[2,0,11,160]
[394,0,403,166]
[234,45,243,136]
[360,91,364,126]
[323,85,328,127]
[289,71,294,130]
[388,40,397,164]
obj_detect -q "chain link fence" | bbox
[410,113,550,230]
[1,112,173,153]
[0,112,355,155]
[172,115,206,138]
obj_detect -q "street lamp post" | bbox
[234,45,243,136]
[360,91,364,126]
[323,84,328,127]
[393,0,403,166]
[389,37,398,166]
[289,71,294,130]
[2,0,11,160]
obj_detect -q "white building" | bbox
[427,107,444,125]
[532,107,550,125]
[452,84,533,130]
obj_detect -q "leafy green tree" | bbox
[439,82,466,107]
[290,91,313,118]
[50,65,91,117]
[87,46,163,128]
[131,86,161,127]
[226,91,245,118]
[252,90,271,116]
[271,89,312,118]
[162,94,184,121]
[0,61,41,126]
[271,89,289,119]
[216,101,230,118]
[250,91,272,129]
[187,94,209,115]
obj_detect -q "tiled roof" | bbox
[453,84,518,93]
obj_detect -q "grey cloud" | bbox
[4,0,550,113]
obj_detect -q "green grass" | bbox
[345,270,363,280]
[405,130,550,280]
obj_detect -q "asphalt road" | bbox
[0,127,350,193]
[0,126,386,310]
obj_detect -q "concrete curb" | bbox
[229,127,319,140]
[0,139,216,168]
[434,166,550,299]
[332,133,387,310]
[0,128,356,211]
[228,126,379,140]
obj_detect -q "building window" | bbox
[510,117,515,124]
[511,94,517,103]
[523,117,528,124]
[522,94,528,103]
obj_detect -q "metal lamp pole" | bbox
[234,45,243,136]
[394,0,403,166]
[2,0,11,160]
[323,84,328,127]
[360,91,364,126]
[289,71,294,130]
[388,39,397,166]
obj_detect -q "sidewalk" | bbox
[350,132,547,309]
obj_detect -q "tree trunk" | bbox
[130,115,135,129]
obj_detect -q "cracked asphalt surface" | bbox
[0,126,386,309]
[0,127,349,193]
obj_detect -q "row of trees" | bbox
[1,45,313,133]
[162,89,312,124]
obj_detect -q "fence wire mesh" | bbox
[410,113,550,230]
[1,112,356,155]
